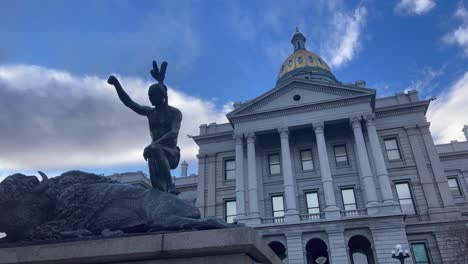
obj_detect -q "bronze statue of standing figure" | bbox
[107,61,181,194]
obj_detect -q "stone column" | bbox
[313,122,340,218]
[246,133,261,224]
[350,116,379,208]
[365,114,397,205]
[278,127,299,222]
[234,134,246,219]
[195,154,207,218]
[205,154,216,217]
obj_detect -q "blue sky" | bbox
[0,0,467,179]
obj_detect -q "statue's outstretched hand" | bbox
[107,75,119,86]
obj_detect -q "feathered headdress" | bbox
[150,61,168,84]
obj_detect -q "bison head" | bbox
[0,171,52,242]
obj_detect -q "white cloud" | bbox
[405,66,445,96]
[427,72,468,143]
[443,4,468,55]
[395,0,436,15]
[0,64,229,172]
[324,6,368,68]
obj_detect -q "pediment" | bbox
[227,79,375,119]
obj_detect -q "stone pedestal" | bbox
[0,227,281,264]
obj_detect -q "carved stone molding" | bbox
[350,116,362,128]
[313,122,324,133]
[233,133,243,144]
[278,127,289,138]
[245,133,256,144]
[364,113,376,127]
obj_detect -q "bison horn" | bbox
[32,171,50,194]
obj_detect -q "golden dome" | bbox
[277,29,337,83]
[278,50,332,79]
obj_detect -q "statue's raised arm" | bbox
[107,75,151,116]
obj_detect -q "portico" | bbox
[232,112,398,224]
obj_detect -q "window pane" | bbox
[336,156,348,162]
[226,170,236,180]
[448,178,462,196]
[272,196,284,211]
[226,160,236,170]
[335,146,346,156]
[302,160,314,170]
[352,252,369,264]
[344,204,357,211]
[308,207,320,214]
[342,189,356,204]
[396,183,411,199]
[273,210,285,218]
[225,200,236,223]
[387,149,401,160]
[269,154,280,163]
[447,178,457,188]
[226,216,235,223]
[301,150,312,160]
[412,243,429,263]
[400,199,416,214]
[270,164,281,174]
[385,139,398,150]
[306,192,319,208]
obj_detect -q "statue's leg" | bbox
[152,149,171,190]
[148,157,165,191]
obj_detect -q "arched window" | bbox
[306,238,329,264]
[348,235,375,264]
[268,241,287,263]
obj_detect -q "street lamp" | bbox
[391,244,410,264]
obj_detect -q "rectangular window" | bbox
[384,138,402,160]
[224,159,236,180]
[411,243,430,264]
[224,200,236,223]
[306,192,320,214]
[271,195,285,218]
[334,145,349,166]
[447,177,462,196]
[300,149,314,171]
[395,183,416,215]
[268,153,281,174]
[341,188,357,211]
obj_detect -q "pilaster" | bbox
[285,232,305,264]
[205,154,217,217]
[195,154,207,218]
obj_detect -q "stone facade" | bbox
[115,31,468,264]
[185,31,468,264]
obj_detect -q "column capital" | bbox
[364,114,376,127]
[313,122,325,133]
[233,133,243,144]
[350,116,362,128]
[245,132,256,144]
[278,127,289,138]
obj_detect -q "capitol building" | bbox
[117,30,468,264]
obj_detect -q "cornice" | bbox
[375,100,431,118]
[230,95,373,124]
[192,131,233,144]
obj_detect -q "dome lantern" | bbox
[292,27,306,52]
